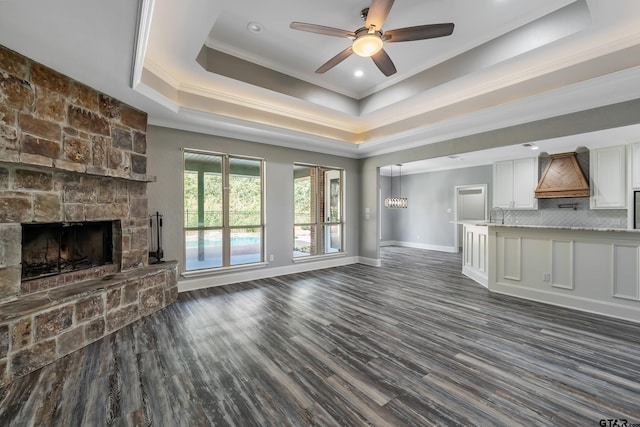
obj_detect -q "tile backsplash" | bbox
[503,197,627,228]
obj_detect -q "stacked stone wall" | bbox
[0,45,148,179]
[0,44,178,387]
[0,43,153,301]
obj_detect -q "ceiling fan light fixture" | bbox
[352,33,383,57]
[290,0,455,75]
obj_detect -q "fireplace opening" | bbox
[21,221,114,281]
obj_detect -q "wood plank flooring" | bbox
[2,246,640,426]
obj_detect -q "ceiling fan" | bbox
[290,0,454,77]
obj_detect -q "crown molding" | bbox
[359,65,640,157]
[135,81,180,113]
[178,81,358,132]
[131,0,155,89]
[469,29,640,99]
[139,57,640,158]
[143,58,181,90]
[150,107,362,158]
[357,30,640,134]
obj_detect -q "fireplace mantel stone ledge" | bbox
[0,159,157,184]
[0,261,178,387]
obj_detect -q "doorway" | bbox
[454,184,487,250]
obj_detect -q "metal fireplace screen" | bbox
[21,221,113,281]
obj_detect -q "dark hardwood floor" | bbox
[2,246,640,426]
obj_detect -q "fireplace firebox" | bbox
[21,221,114,281]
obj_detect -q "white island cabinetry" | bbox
[488,225,640,323]
[462,223,488,288]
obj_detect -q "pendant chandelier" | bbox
[384,164,408,209]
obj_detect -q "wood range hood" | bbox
[535,152,590,198]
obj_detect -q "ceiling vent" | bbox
[535,152,590,198]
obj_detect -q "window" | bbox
[293,164,343,257]
[183,150,264,271]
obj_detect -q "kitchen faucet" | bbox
[489,207,505,224]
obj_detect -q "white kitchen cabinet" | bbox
[493,157,538,210]
[590,145,626,209]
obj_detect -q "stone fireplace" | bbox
[0,148,152,301]
[0,44,178,386]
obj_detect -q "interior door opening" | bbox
[454,184,488,250]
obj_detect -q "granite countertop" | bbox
[453,221,640,233]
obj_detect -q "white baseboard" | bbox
[382,240,458,253]
[358,257,382,267]
[178,256,359,293]
[491,281,640,324]
[462,266,488,288]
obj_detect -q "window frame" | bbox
[293,163,345,259]
[182,148,265,272]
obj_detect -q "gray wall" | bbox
[381,166,492,249]
[381,156,627,252]
[146,125,360,277]
[379,176,394,242]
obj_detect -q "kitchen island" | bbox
[459,222,640,323]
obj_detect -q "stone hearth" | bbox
[0,261,178,386]
[0,44,178,386]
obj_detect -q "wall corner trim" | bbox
[358,257,382,267]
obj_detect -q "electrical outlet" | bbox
[543,272,550,282]
[269,254,274,262]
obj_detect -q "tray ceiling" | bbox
[1,0,640,160]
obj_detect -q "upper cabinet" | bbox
[590,145,626,209]
[493,157,538,210]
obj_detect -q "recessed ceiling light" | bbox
[354,70,364,77]
[523,143,539,150]
[247,22,264,33]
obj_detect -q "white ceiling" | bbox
[1,0,640,172]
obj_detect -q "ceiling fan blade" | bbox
[371,48,397,76]
[290,22,355,38]
[365,0,395,29]
[316,46,354,73]
[384,23,454,43]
